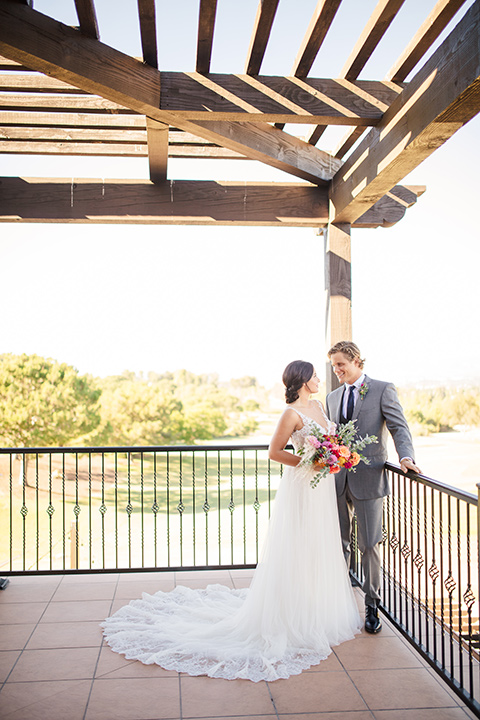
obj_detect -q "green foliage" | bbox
[399,386,480,435]
[0,353,101,446]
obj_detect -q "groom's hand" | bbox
[400,458,422,475]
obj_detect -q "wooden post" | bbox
[324,222,352,393]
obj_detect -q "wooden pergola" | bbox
[1,0,479,388]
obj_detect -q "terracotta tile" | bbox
[0,650,21,683]
[8,647,99,682]
[96,645,177,678]
[26,621,103,649]
[0,679,91,719]
[279,714,374,720]
[0,623,35,650]
[269,670,367,714]
[0,603,46,625]
[335,635,423,670]
[0,583,57,604]
[176,570,232,581]
[2,576,61,587]
[117,571,174,583]
[60,573,119,583]
[303,651,343,672]
[349,668,459,710]
[231,578,252,589]
[107,598,138,614]
[373,710,469,720]
[51,582,117,602]
[176,579,234,590]
[85,677,180,719]
[40,599,112,623]
[114,579,175,599]
[181,675,275,717]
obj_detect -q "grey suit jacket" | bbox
[326,376,414,500]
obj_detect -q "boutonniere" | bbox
[359,382,368,399]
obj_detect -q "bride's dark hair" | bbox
[282,360,314,404]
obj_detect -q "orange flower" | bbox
[350,452,361,467]
[330,464,341,473]
[338,445,350,458]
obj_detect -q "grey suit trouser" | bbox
[337,484,384,609]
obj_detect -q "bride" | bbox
[101,360,361,682]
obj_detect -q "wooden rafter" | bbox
[244,0,280,75]
[330,0,480,224]
[386,0,467,82]
[334,0,467,158]
[196,0,218,73]
[74,0,99,40]
[291,0,343,78]
[308,0,405,145]
[0,3,342,184]
[0,177,422,228]
[137,0,158,69]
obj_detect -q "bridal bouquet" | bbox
[298,420,378,489]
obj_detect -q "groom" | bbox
[326,341,420,634]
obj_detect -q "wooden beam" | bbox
[291,0,343,78]
[146,118,168,182]
[74,0,99,40]
[244,0,280,75]
[386,0,467,83]
[158,73,401,124]
[333,125,364,158]
[308,0,405,145]
[0,111,145,129]
[0,71,402,124]
[0,94,135,113]
[0,142,244,158]
[0,178,420,227]
[196,0,217,73]
[330,0,480,224]
[137,0,158,68]
[324,222,351,393]
[0,4,341,183]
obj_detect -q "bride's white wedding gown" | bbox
[101,406,362,681]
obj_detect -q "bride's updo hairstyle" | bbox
[283,360,314,404]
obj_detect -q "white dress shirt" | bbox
[341,373,365,417]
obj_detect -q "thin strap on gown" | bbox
[289,399,333,433]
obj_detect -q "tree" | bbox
[0,353,101,447]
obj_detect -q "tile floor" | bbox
[0,569,477,720]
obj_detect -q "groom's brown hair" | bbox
[327,341,365,369]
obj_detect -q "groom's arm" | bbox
[380,383,416,465]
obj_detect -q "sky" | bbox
[1,0,479,390]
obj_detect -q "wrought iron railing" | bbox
[0,445,479,714]
[0,444,281,573]
[350,462,480,717]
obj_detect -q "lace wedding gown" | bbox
[101,405,362,681]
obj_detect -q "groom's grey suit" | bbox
[326,376,414,608]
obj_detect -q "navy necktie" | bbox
[346,385,355,421]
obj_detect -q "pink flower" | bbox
[306,435,321,448]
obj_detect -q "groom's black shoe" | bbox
[365,605,382,634]
[0,578,9,590]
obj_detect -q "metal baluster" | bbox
[445,494,456,676]
[35,454,39,570]
[203,449,209,567]
[74,453,80,569]
[429,485,439,665]
[114,452,118,569]
[9,454,13,570]
[242,450,247,565]
[88,452,92,568]
[254,450,260,565]
[21,453,27,571]
[166,451,171,567]
[140,452,144,567]
[229,450,234,565]
[439,490,446,669]
[217,451,221,566]
[100,452,106,569]
[423,483,429,654]
[48,454,53,570]
[178,452,184,566]
[127,452,132,568]
[152,452,158,568]
[457,498,463,691]
[192,450,196,566]
[62,453,66,571]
